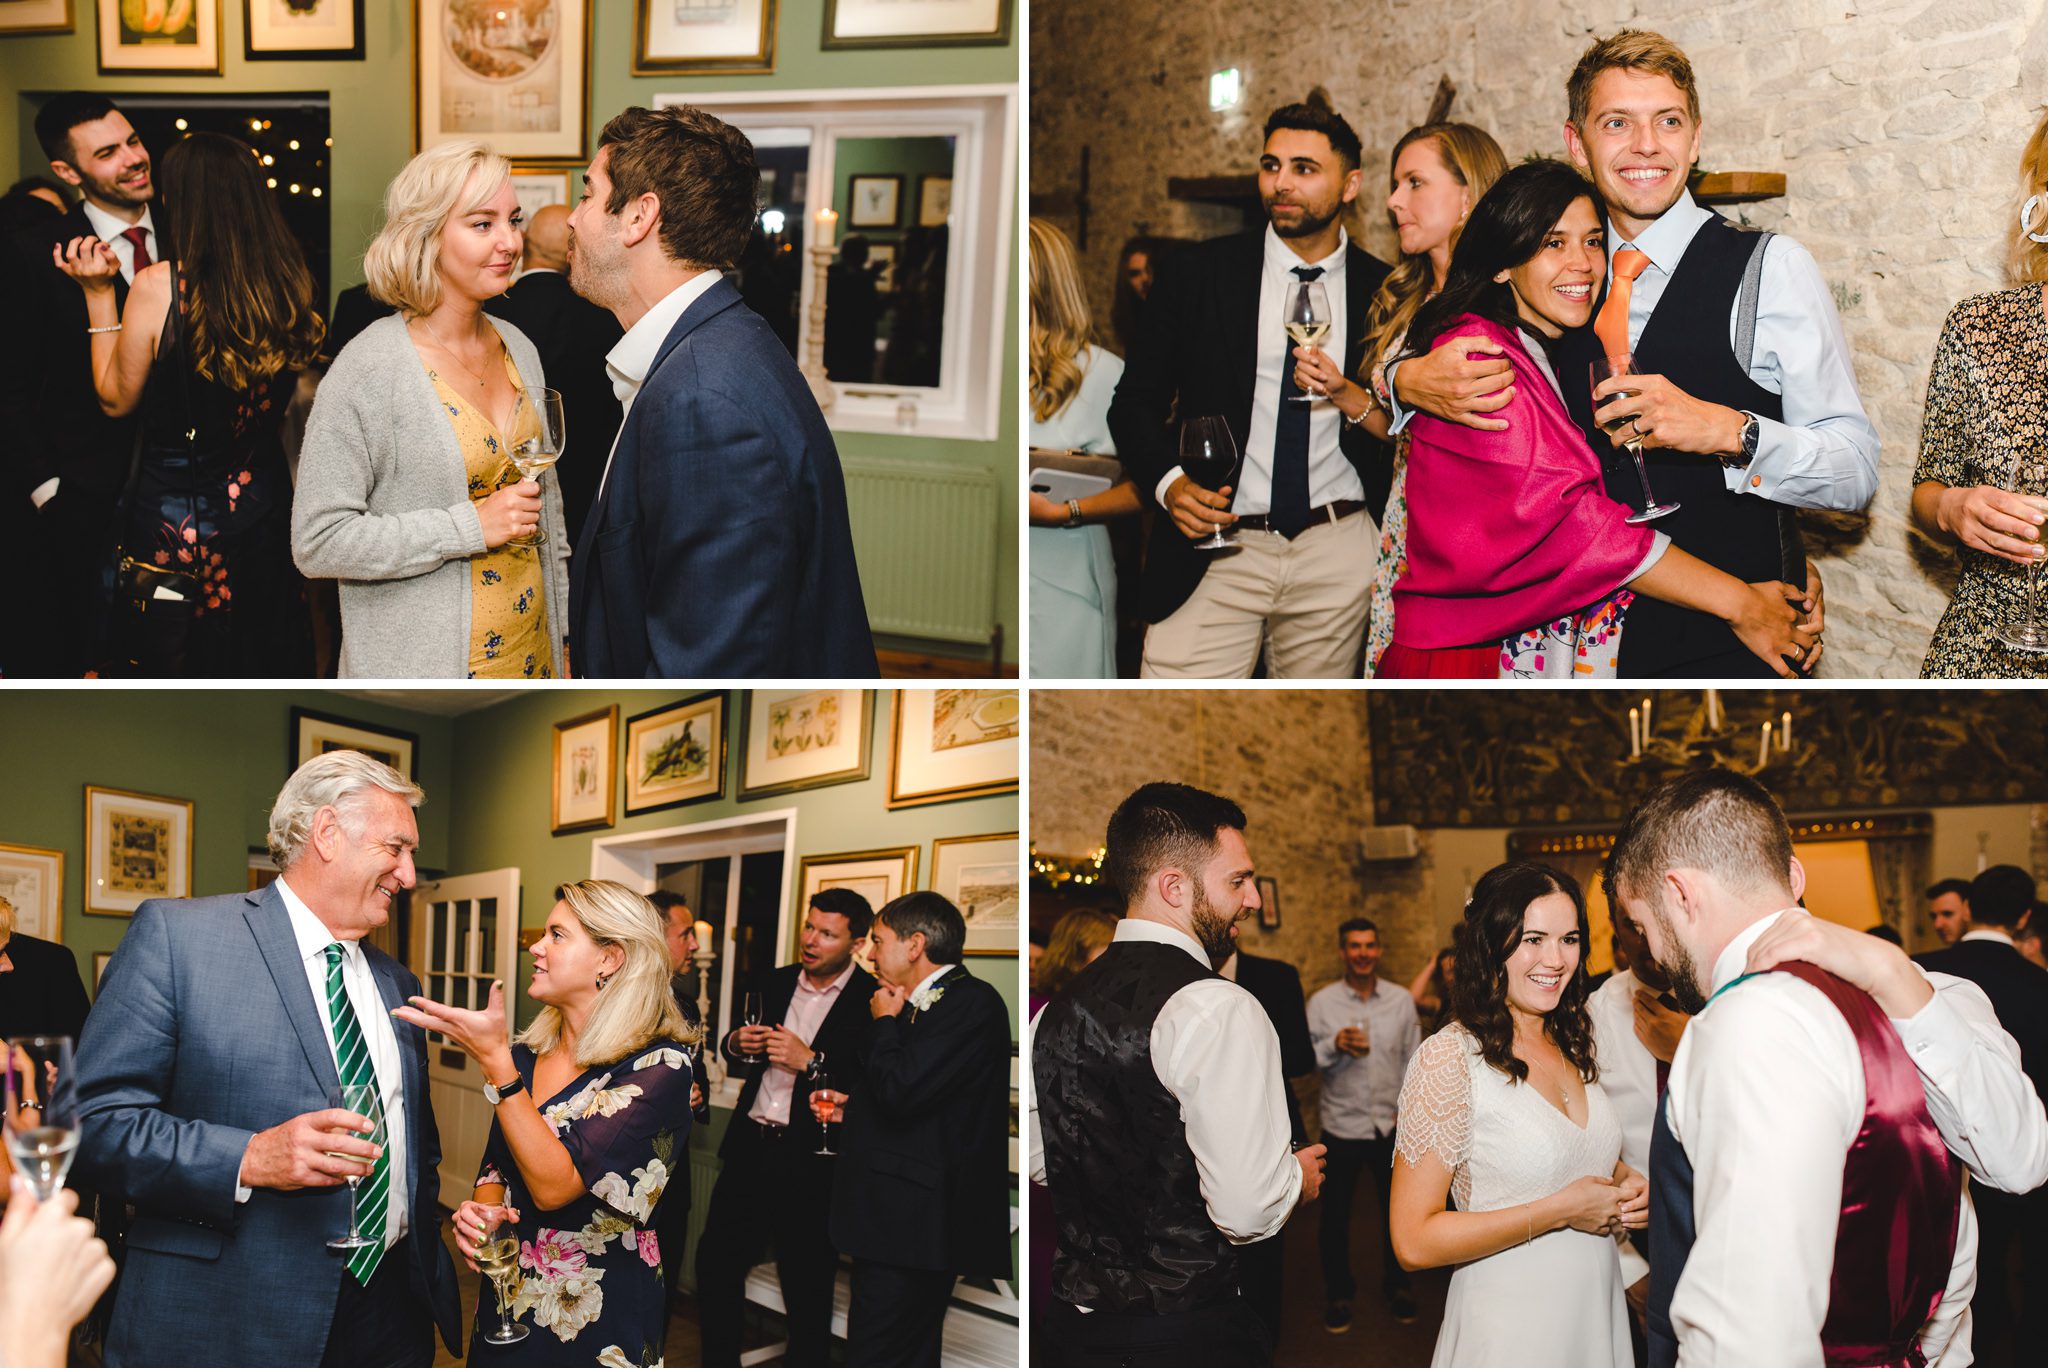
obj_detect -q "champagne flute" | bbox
[475,1209,529,1345]
[3,1036,78,1201]
[810,1054,837,1156]
[1285,280,1333,403]
[742,992,766,1061]
[506,387,565,548]
[324,1082,384,1251]
[1179,416,1242,551]
[1999,452,2048,655]
[1590,354,1680,524]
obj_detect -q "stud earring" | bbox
[596,970,613,991]
[2024,194,2048,245]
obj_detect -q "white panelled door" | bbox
[410,867,523,1203]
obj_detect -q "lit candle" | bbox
[1779,711,1792,751]
[1629,706,1640,757]
[1758,721,1772,767]
[815,206,839,247]
[1706,688,1720,730]
[693,920,715,955]
[1641,695,1653,736]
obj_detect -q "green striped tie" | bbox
[325,944,392,1285]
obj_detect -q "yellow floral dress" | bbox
[426,356,554,679]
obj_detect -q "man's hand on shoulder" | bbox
[1390,334,1514,431]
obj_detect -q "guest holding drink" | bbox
[51,131,321,677]
[1027,217,1140,678]
[1373,161,1814,678]
[394,879,698,1366]
[1291,123,1507,675]
[0,1183,116,1368]
[1912,107,2048,678]
[293,140,569,679]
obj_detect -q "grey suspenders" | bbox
[1734,229,1775,369]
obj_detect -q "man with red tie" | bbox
[0,93,158,677]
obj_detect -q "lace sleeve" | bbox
[1396,1026,1473,1171]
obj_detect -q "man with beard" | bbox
[1107,94,1392,678]
[1606,769,2048,1367]
[0,93,157,676]
[1390,31,1852,678]
[1027,782,1327,1366]
[561,105,874,677]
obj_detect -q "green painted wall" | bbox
[3,0,1021,665]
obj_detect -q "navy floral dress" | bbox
[469,1039,694,1367]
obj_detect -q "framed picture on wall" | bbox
[888,689,1018,809]
[625,692,726,816]
[243,0,362,59]
[634,0,775,74]
[867,241,898,291]
[1257,876,1281,930]
[739,690,873,799]
[93,952,113,991]
[96,0,222,73]
[552,705,618,835]
[822,0,1009,48]
[847,174,902,228]
[0,0,74,35]
[0,843,65,943]
[799,846,918,941]
[291,707,420,780]
[508,163,576,224]
[916,174,951,227]
[930,831,1016,955]
[417,0,589,159]
[84,786,193,917]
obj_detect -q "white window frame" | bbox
[655,84,1016,442]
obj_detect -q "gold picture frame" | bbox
[887,689,1019,809]
[84,785,193,917]
[738,690,874,799]
[929,831,1016,956]
[96,0,221,73]
[822,0,1009,49]
[551,705,618,835]
[0,842,66,944]
[416,0,589,159]
[796,845,918,958]
[0,0,74,35]
[634,0,776,75]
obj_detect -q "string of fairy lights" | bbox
[168,113,331,201]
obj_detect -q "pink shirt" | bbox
[749,961,856,1125]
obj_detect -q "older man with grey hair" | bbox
[75,750,461,1368]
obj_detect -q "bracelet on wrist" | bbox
[87,324,123,335]
[1064,498,1084,528]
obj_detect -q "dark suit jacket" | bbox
[718,960,879,1155]
[74,888,461,1366]
[1916,936,2048,1105]
[1107,230,1394,623]
[567,275,877,678]
[1234,951,1316,1145]
[0,932,91,1041]
[485,269,624,545]
[829,965,1012,1278]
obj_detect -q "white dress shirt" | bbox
[594,269,722,502]
[1305,974,1419,1140]
[1664,909,1975,1368]
[1025,918,1304,1247]
[1389,190,1880,512]
[241,879,409,1251]
[1153,226,1367,518]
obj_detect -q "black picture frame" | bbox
[289,707,421,780]
[243,0,364,61]
[1257,876,1280,930]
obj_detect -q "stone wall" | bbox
[1029,0,2048,677]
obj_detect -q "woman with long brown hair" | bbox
[1290,123,1509,674]
[54,130,323,676]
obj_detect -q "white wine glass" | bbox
[1590,354,1680,524]
[3,1036,78,1201]
[742,991,766,1061]
[324,1082,384,1251]
[1285,280,1333,403]
[476,1208,529,1345]
[1999,452,2048,655]
[506,386,565,548]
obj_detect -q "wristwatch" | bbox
[1722,410,1761,470]
[483,1072,528,1106]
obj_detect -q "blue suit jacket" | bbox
[74,887,461,1367]
[568,276,878,677]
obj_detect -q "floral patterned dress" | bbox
[1914,285,2048,678]
[470,1039,694,1367]
[426,353,554,679]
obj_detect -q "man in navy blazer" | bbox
[74,751,461,1368]
[564,105,877,678]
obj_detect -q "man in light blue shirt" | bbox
[1305,918,1421,1333]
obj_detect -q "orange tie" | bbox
[1594,247,1650,360]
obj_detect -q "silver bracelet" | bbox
[1065,498,1084,528]
[87,324,123,334]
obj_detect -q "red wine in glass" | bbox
[1590,354,1679,524]
[1180,416,1241,551]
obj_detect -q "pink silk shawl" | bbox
[1391,314,1658,650]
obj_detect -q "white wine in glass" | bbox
[1999,454,2048,655]
[476,1215,529,1346]
[324,1082,384,1251]
[1285,281,1333,403]
[507,387,565,548]
[3,1036,78,1201]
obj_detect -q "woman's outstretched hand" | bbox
[52,236,119,292]
[393,979,509,1067]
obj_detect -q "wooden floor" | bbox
[877,647,1018,678]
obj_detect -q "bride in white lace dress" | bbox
[1389,862,1646,1368]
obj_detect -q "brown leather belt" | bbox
[1230,500,1366,539]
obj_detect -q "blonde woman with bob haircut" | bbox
[292,139,569,679]
[395,879,701,1358]
[1026,217,1141,677]
[1911,106,2048,678]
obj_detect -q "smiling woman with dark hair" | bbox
[1378,160,1814,680]
[1388,860,1646,1368]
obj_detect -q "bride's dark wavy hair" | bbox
[1451,861,1599,1085]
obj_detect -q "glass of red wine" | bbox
[1590,354,1680,524]
[1180,416,1241,551]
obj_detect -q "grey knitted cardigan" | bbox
[291,313,570,678]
